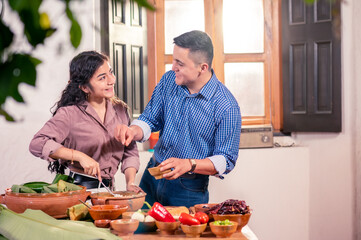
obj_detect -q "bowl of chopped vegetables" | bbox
[209,220,238,238]
[208,199,252,232]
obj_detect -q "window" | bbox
[148,0,282,131]
[146,0,341,132]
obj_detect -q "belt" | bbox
[69,171,111,189]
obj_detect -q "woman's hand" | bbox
[126,183,144,193]
[76,151,102,181]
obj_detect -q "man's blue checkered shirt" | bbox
[132,70,241,177]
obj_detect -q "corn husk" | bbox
[10,185,37,194]
[46,183,59,192]
[0,205,120,240]
[57,180,82,192]
[67,204,90,221]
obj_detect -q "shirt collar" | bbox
[78,99,115,126]
[195,69,219,101]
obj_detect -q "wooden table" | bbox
[113,226,252,239]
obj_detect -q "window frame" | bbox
[147,0,283,131]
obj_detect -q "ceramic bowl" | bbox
[110,219,139,236]
[88,204,128,220]
[94,219,111,228]
[180,223,207,238]
[209,220,238,238]
[194,203,218,221]
[148,166,171,180]
[213,212,251,232]
[155,220,180,235]
[89,191,146,211]
[122,210,157,233]
[0,186,90,218]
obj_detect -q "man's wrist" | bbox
[188,159,197,173]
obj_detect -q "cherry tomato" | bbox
[194,212,209,224]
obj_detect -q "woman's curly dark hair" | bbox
[52,51,108,115]
[48,51,108,174]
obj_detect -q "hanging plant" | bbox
[0,0,154,122]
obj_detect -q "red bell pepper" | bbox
[194,211,209,224]
[179,212,201,225]
[148,202,176,222]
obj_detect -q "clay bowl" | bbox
[110,219,139,236]
[0,186,90,218]
[148,166,171,180]
[209,220,238,238]
[122,211,157,233]
[155,220,180,235]
[89,191,146,211]
[212,212,251,232]
[180,223,207,238]
[88,204,128,220]
[94,219,111,228]
[194,203,218,221]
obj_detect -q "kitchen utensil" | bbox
[78,199,91,209]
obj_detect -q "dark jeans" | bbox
[139,157,209,208]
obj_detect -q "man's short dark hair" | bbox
[173,30,214,69]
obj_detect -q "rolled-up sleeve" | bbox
[119,107,140,173]
[29,108,71,161]
[213,106,242,176]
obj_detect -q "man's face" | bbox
[171,45,202,87]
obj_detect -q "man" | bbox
[115,30,241,207]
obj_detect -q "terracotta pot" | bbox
[88,204,128,220]
[1,186,91,218]
[90,191,146,212]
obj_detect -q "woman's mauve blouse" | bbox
[29,100,139,180]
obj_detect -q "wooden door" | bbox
[104,0,148,118]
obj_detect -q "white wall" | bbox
[0,1,358,240]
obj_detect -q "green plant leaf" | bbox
[69,19,82,48]
[133,0,156,11]
[0,54,41,104]
[9,0,56,47]
[0,19,14,52]
[0,107,15,122]
[65,2,82,48]
[0,205,121,240]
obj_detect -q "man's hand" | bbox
[160,157,192,180]
[114,124,135,146]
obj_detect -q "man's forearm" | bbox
[129,125,144,142]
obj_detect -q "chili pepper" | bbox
[179,212,201,225]
[194,211,209,224]
[148,202,175,222]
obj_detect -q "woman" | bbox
[29,51,142,192]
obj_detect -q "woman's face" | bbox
[83,61,116,101]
